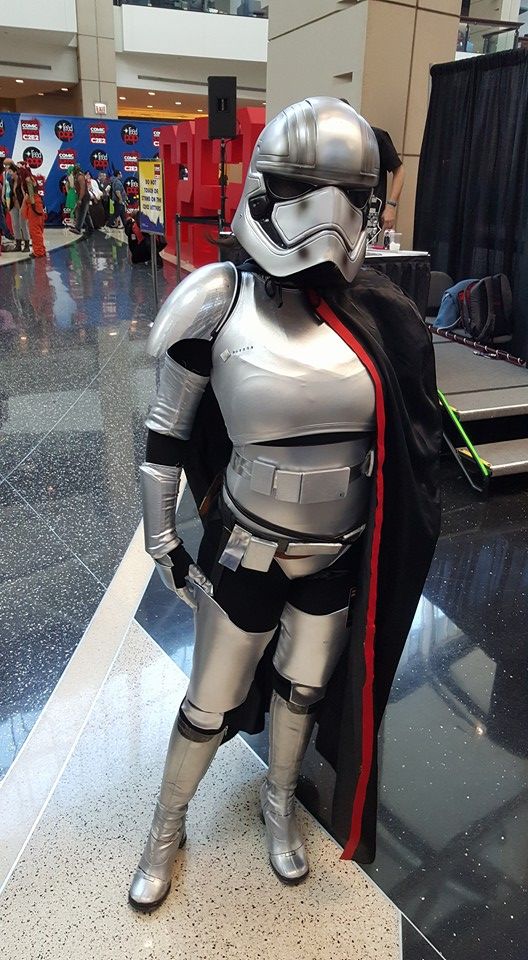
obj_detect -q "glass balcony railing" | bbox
[457,17,521,55]
[114,0,267,17]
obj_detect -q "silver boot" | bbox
[129,713,224,911]
[260,690,316,884]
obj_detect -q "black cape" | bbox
[181,265,442,863]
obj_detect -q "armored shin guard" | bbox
[129,712,224,912]
[260,690,316,884]
[261,602,349,883]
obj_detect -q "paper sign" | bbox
[138,159,165,236]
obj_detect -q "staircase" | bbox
[433,334,528,488]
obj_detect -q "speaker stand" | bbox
[219,138,228,230]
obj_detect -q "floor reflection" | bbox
[0,231,176,773]
[367,483,528,960]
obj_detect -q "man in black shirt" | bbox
[371,127,405,232]
[339,103,405,235]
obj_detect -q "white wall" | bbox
[1,0,77,37]
[0,33,78,84]
[118,5,267,63]
[266,1,368,119]
[116,51,266,99]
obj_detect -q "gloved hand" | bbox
[167,542,194,588]
[162,544,213,611]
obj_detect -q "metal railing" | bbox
[113,0,267,17]
[457,17,522,55]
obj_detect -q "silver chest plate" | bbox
[211,272,375,446]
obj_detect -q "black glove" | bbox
[167,543,194,588]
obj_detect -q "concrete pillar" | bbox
[266,0,461,247]
[74,0,118,119]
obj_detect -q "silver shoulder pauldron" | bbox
[146,261,239,358]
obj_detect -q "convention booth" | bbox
[0,113,164,224]
[159,106,265,269]
[414,49,528,485]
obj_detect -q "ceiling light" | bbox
[38,92,45,96]
[174,101,182,105]
[147,104,153,109]
[61,87,68,92]
[197,108,203,112]
[148,91,155,96]
[119,96,126,100]
[15,79,24,84]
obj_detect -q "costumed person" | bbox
[129,97,441,912]
[64,166,78,225]
[20,166,46,258]
[3,160,30,252]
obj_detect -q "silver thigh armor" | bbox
[274,603,349,709]
[182,587,276,731]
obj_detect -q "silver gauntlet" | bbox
[140,461,182,560]
[139,462,212,605]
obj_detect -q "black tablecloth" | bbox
[365,253,431,320]
[219,239,431,319]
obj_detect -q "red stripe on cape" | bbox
[311,296,386,860]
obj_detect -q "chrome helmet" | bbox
[232,96,379,282]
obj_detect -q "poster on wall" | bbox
[138,158,165,235]
[0,113,166,225]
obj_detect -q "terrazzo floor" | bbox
[0,620,401,960]
[0,226,80,266]
[0,230,177,774]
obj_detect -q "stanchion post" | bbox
[176,215,182,284]
[150,233,159,311]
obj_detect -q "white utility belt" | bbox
[230,448,374,505]
[218,489,366,574]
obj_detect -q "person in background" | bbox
[70,165,92,236]
[125,212,165,266]
[86,171,103,203]
[98,173,112,224]
[339,102,405,235]
[0,184,7,256]
[64,165,78,225]
[85,172,105,230]
[3,159,30,252]
[19,165,46,258]
[0,169,14,251]
[108,170,127,228]
[371,127,405,232]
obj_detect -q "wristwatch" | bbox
[386,200,398,208]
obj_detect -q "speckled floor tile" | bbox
[0,482,104,776]
[0,523,153,887]
[4,345,156,586]
[0,622,400,960]
[402,919,442,960]
[0,230,172,478]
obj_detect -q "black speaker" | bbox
[208,76,237,140]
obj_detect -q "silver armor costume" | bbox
[129,97,380,911]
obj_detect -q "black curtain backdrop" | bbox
[414,50,528,358]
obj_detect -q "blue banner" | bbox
[0,113,165,225]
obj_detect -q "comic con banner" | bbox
[0,113,165,225]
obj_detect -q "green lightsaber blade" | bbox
[438,389,491,479]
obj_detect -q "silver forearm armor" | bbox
[141,262,239,593]
[145,354,209,440]
[140,462,183,591]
